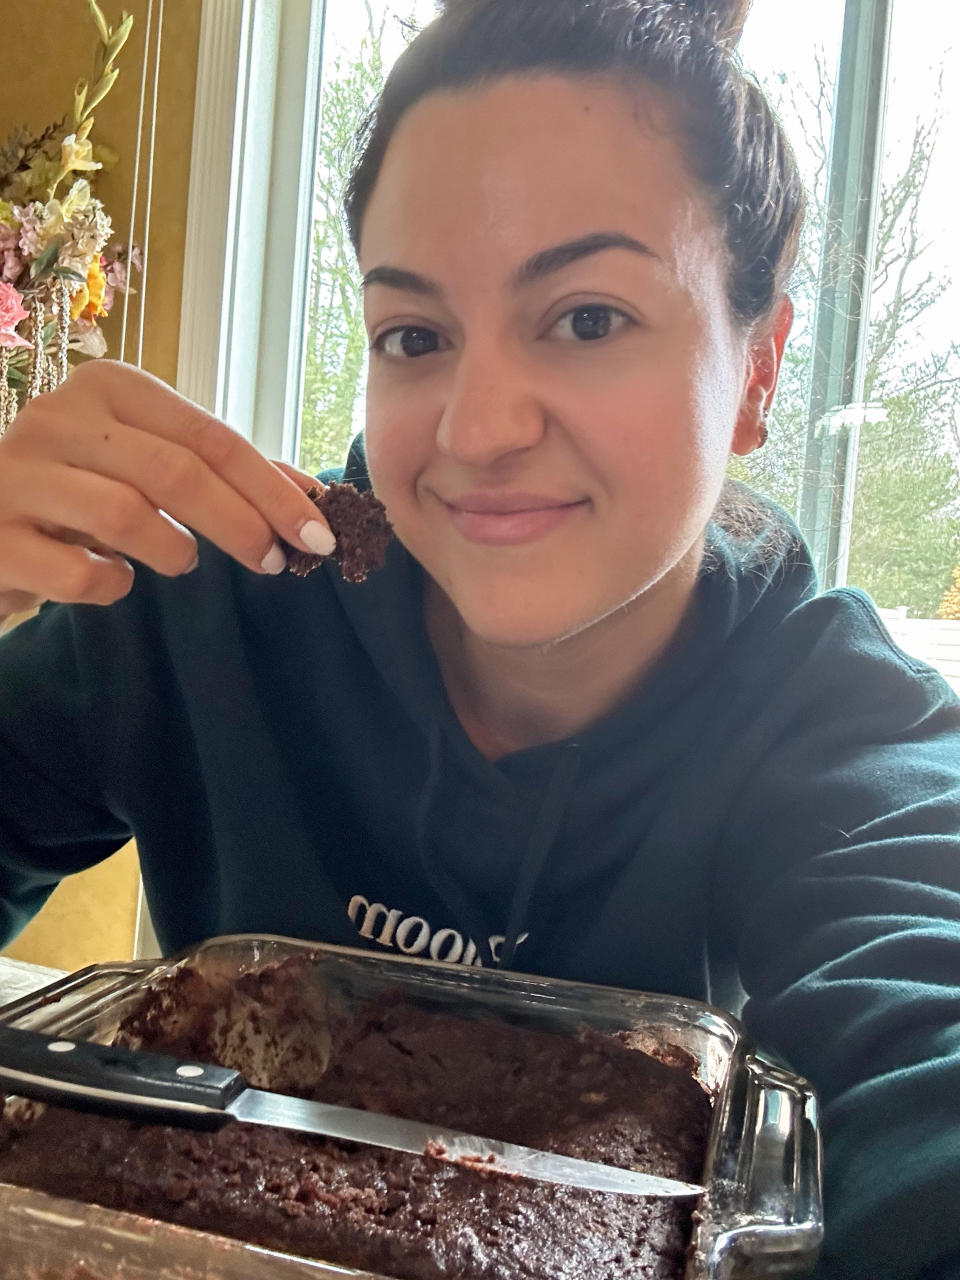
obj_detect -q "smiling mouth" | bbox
[442,495,589,546]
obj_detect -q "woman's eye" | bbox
[372,326,442,359]
[549,305,632,342]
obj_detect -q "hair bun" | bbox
[438,1,753,48]
[675,0,752,46]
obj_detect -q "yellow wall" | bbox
[0,0,202,970]
[2,844,143,972]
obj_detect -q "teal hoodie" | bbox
[1,442,958,1279]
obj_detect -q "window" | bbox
[192,0,959,689]
[737,0,960,687]
[295,0,438,476]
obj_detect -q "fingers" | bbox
[0,589,45,623]
[272,460,327,493]
[0,460,199,579]
[0,523,136,607]
[70,362,336,562]
[0,361,339,609]
[30,415,288,575]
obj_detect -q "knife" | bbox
[0,1023,702,1199]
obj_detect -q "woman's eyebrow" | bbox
[511,232,660,287]
[361,231,659,299]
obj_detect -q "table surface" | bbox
[0,956,67,1009]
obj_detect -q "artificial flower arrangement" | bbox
[0,0,139,433]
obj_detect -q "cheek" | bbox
[687,290,748,446]
[365,387,420,496]
[629,317,744,495]
[577,340,740,561]
[364,389,438,552]
[689,343,746,486]
[363,409,392,498]
[575,356,710,495]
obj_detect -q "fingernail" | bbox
[261,543,288,575]
[185,553,199,574]
[300,519,337,557]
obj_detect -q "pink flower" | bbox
[0,225,20,275]
[0,225,24,283]
[0,249,21,283]
[0,279,31,348]
[103,243,143,294]
[103,256,128,292]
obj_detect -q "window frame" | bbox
[798,0,894,590]
[176,0,326,461]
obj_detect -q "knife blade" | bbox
[0,1023,702,1199]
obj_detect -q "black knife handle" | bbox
[0,1022,246,1129]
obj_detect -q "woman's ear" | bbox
[731,294,794,456]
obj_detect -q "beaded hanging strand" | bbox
[39,291,57,395]
[55,277,71,387]
[0,347,12,437]
[27,299,46,403]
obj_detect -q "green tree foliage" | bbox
[298,4,388,476]
[848,399,959,617]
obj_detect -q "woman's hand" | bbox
[0,360,335,619]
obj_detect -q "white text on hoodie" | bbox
[347,894,528,967]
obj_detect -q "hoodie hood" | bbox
[322,439,819,965]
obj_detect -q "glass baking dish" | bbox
[0,934,823,1279]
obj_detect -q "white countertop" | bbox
[0,956,67,1009]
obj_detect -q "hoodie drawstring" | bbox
[500,745,580,968]
[415,719,581,971]
[416,721,501,967]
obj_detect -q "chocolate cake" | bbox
[283,482,393,583]
[0,959,711,1280]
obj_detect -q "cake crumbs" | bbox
[282,482,393,584]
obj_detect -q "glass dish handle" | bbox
[690,1051,824,1279]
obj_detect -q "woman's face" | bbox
[361,74,778,649]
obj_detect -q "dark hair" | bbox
[344,0,805,329]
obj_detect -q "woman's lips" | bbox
[442,492,588,545]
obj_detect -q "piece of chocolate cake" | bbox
[0,960,711,1280]
[283,482,393,583]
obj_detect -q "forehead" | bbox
[359,73,726,286]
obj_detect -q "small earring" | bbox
[758,407,769,448]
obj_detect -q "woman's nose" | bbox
[435,340,546,467]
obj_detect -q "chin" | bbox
[450,587,608,651]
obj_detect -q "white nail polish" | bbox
[261,543,287,575]
[300,519,337,557]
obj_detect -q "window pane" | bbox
[847,1,960,657]
[732,0,846,520]
[297,1,437,476]
[738,1,960,689]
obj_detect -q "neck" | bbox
[426,545,703,760]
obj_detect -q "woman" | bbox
[0,1,957,1276]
